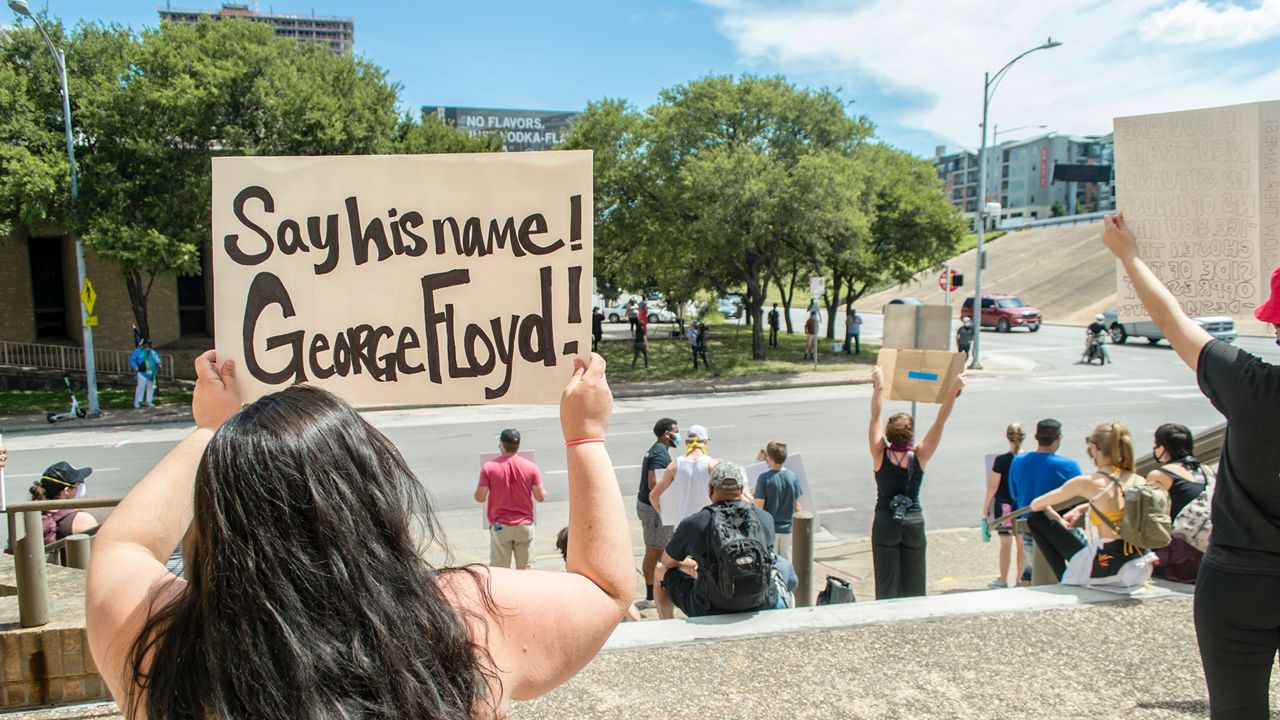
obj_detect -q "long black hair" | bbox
[1155,422,1200,469]
[127,385,497,719]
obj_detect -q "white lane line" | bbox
[545,464,642,476]
[1161,392,1209,400]
[1045,401,1159,409]
[1037,378,1167,388]
[818,506,856,515]
[6,466,121,479]
[1033,374,1127,383]
[1113,385,1200,394]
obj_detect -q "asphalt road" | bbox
[4,320,1274,542]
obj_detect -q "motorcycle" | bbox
[1081,330,1109,365]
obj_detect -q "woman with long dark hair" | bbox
[866,366,965,600]
[86,351,633,719]
[1147,423,1212,583]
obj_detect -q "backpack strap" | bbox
[1085,472,1123,535]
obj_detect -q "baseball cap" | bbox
[709,461,746,490]
[686,425,709,442]
[1035,419,1063,441]
[1256,266,1280,324]
[498,428,521,444]
[42,461,92,488]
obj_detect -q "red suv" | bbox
[961,295,1042,332]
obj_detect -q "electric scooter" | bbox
[47,373,88,423]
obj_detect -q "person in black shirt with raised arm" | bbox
[1103,213,1280,719]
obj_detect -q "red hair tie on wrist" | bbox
[564,436,605,447]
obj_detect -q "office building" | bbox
[159,3,354,56]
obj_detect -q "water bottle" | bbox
[980,516,991,543]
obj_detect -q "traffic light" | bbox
[952,272,964,289]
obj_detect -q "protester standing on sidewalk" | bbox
[637,417,679,605]
[129,339,162,408]
[691,322,710,370]
[867,366,966,599]
[1146,423,1211,584]
[86,351,634,718]
[651,424,717,618]
[983,422,1026,588]
[1008,419,1082,582]
[803,312,818,360]
[845,307,862,355]
[631,322,649,370]
[956,318,974,359]
[1104,213,1280,718]
[475,428,546,569]
[768,303,781,348]
[754,441,803,560]
[592,307,604,352]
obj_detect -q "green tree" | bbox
[2,16,496,340]
[567,75,872,360]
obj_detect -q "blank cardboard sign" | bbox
[878,349,964,403]
[211,152,593,407]
[882,303,952,350]
[1114,101,1280,324]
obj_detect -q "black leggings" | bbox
[1194,562,1280,719]
[1027,512,1085,581]
[871,510,926,599]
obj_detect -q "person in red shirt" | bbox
[475,428,546,569]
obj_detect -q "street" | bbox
[3,319,1271,545]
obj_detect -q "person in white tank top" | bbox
[650,424,715,619]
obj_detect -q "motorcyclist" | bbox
[1084,314,1110,364]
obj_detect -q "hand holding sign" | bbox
[1101,212,1139,263]
[560,353,611,442]
[193,351,243,432]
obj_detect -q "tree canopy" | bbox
[1,15,498,338]
[566,74,966,358]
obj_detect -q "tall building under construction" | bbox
[158,3,354,56]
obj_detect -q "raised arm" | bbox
[914,374,966,465]
[1102,214,1213,372]
[461,353,634,705]
[86,351,241,702]
[868,366,886,461]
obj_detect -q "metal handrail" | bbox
[5,497,122,563]
[0,340,175,381]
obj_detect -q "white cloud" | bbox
[1141,0,1280,45]
[703,0,1280,148]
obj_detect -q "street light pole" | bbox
[9,0,100,416]
[970,38,1062,371]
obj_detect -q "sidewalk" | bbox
[0,350,1035,434]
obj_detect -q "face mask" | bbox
[75,482,87,498]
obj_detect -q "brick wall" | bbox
[0,234,35,343]
[0,625,108,709]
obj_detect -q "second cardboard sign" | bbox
[878,348,965,403]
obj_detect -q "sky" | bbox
[8,0,1280,158]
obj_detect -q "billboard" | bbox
[429,106,580,152]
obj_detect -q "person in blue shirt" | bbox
[753,440,803,560]
[128,339,162,409]
[1008,418,1083,581]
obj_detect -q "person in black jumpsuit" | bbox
[866,366,966,599]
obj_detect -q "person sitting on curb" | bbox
[30,461,99,543]
[654,461,781,618]
[85,351,634,718]
[1146,422,1211,584]
[1008,419,1082,583]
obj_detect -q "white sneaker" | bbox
[988,578,1008,589]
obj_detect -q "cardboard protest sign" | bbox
[882,303,951,351]
[1114,101,1280,324]
[746,453,820,533]
[877,349,964,403]
[212,152,592,407]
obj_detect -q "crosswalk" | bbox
[1028,373,1204,401]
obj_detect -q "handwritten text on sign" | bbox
[212,152,593,406]
[1114,102,1279,321]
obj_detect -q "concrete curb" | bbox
[602,582,1192,654]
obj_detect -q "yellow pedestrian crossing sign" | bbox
[85,315,99,328]
[80,279,97,314]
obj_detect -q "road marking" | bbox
[1034,373,1126,383]
[545,464,642,476]
[1037,377,1164,387]
[1113,385,1200,394]
[6,466,121,479]
[817,506,856,515]
[1161,392,1209,400]
[1045,401,1159,409]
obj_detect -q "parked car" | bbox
[717,296,742,318]
[604,302,676,324]
[886,297,924,306]
[1102,310,1236,345]
[961,295,1042,332]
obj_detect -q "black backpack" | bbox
[703,502,774,612]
